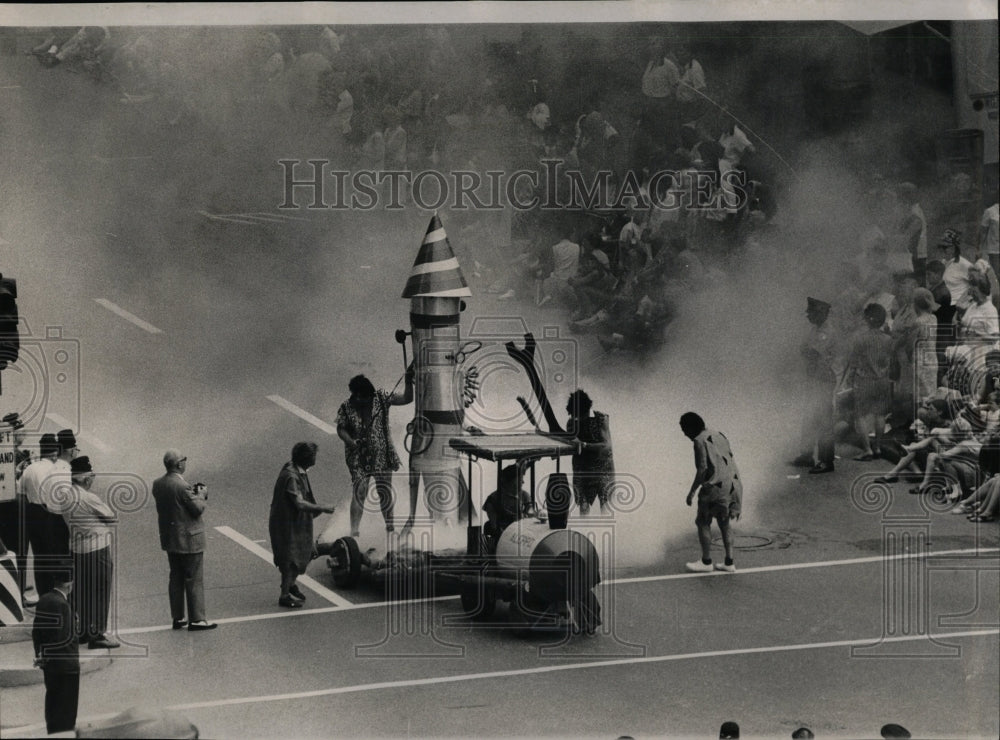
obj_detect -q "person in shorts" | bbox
[680,412,743,573]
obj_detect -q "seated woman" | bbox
[877,398,953,483]
[911,397,1000,497]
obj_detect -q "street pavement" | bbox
[0,48,997,738]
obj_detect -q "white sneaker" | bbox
[714,562,736,573]
[685,560,714,573]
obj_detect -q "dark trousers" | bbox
[72,546,112,642]
[43,670,80,733]
[167,551,205,623]
[0,497,27,592]
[33,510,70,596]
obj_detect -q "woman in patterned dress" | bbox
[336,373,412,537]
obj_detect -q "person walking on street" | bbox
[152,451,216,631]
[32,565,79,734]
[269,442,335,608]
[680,412,743,573]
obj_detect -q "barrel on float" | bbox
[494,520,600,604]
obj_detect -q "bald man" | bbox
[151,451,216,631]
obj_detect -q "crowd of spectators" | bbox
[26,25,781,355]
[794,174,1000,525]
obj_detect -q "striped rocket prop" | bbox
[403,215,471,520]
[401,214,472,299]
[0,546,23,625]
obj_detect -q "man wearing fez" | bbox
[152,450,216,631]
[791,297,838,474]
[38,430,78,577]
[32,564,79,733]
[65,455,119,649]
[21,434,60,599]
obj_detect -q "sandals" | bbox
[854,453,876,462]
[875,475,899,484]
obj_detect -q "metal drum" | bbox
[494,520,600,605]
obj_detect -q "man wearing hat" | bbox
[937,228,973,317]
[152,451,216,631]
[31,563,79,733]
[0,412,31,601]
[38,430,77,580]
[792,297,838,474]
[20,433,60,596]
[64,455,119,649]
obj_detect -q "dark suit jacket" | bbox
[32,588,79,673]
[152,472,206,554]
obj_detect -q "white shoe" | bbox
[950,505,970,514]
[714,562,736,573]
[498,289,516,300]
[685,560,714,573]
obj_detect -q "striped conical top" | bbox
[402,214,472,298]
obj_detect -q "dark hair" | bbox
[791,729,815,739]
[863,302,887,328]
[348,374,376,399]
[925,259,945,275]
[679,411,705,438]
[291,441,318,468]
[567,389,593,417]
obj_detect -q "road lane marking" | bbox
[605,547,1000,586]
[266,395,337,434]
[10,626,991,735]
[215,525,352,608]
[117,595,461,635]
[94,298,162,334]
[249,211,311,222]
[198,210,257,225]
[113,547,998,635]
[44,413,113,453]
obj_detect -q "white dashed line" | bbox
[8,627,993,736]
[94,298,162,334]
[266,395,337,435]
[215,525,353,608]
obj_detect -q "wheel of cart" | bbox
[328,536,363,589]
[459,573,498,620]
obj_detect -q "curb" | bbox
[1,638,112,688]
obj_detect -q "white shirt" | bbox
[550,239,580,281]
[982,203,999,257]
[719,125,753,165]
[943,256,974,309]
[911,203,928,259]
[19,457,54,506]
[39,458,73,513]
[642,58,680,98]
[64,484,115,554]
[676,60,706,103]
[960,299,999,339]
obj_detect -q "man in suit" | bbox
[152,451,216,631]
[31,566,79,734]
